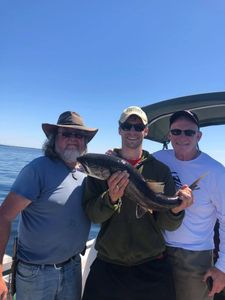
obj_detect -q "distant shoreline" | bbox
[0,144,41,151]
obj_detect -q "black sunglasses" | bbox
[120,122,146,132]
[58,132,84,139]
[170,129,197,137]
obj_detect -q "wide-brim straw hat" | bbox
[42,111,98,143]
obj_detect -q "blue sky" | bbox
[1,0,225,165]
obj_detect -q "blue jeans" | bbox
[16,255,81,300]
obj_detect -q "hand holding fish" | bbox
[107,171,129,204]
[171,185,194,214]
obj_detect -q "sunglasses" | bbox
[170,129,197,137]
[58,132,84,139]
[120,122,146,132]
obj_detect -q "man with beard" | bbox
[0,111,98,300]
[82,106,193,300]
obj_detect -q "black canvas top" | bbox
[142,91,225,146]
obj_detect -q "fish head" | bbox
[77,153,112,180]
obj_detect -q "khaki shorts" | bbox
[166,246,213,300]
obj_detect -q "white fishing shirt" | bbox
[153,149,225,273]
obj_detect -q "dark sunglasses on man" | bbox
[170,129,197,137]
[120,122,146,132]
[58,131,85,139]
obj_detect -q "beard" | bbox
[55,143,83,164]
[60,149,81,163]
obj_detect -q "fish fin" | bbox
[136,205,151,219]
[189,172,209,191]
[146,181,165,193]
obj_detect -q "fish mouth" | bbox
[77,157,89,174]
[81,164,89,174]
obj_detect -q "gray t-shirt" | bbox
[11,156,90,264]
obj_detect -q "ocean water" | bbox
[0,144,99,256]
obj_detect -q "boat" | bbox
[3,91,225,298]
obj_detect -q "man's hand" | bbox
[204,267,225,297]
[171,185,194,214]
[0,269,9,300]
[107,171,129,204]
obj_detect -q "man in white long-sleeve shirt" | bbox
[153,110,225,300]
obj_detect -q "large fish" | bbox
[77,153,182,217]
